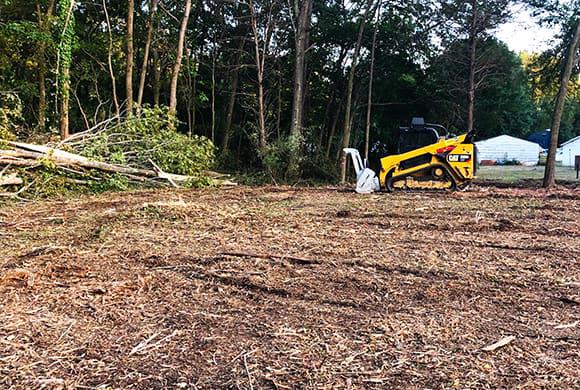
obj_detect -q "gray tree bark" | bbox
[36,0,55,131]
[137,0,159,107]
[466,0,478,133]
[288,0,313,175]
[544,19,580,188]
[339,0,374,182]
[222,38,244,150]
[364,10,379,162]
[169,0,192,116]
[125,0,135,113]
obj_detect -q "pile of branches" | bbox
[0,112,235,199]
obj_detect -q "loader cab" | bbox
[398,117,448,154]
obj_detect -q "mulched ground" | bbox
[1,185,579,389]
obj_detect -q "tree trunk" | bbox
[103,0,120,118]
[466,0,478,133]
[222,38,244,151]
[58,0,76,140]
[319,89,335,150]
[288,0,313,175]
[185,47,193,136]
[364,11,378,162]
[152,45,161,106]
[137,0,159,107]
[169,0,192,116]
[126,0,135,114]
[326,98,341,158]
[247,0,272,152]
[211,44,217,143]
[276,64,282,139]
[36,0,55,131]
[339,0,374,182]
[59,65,70,140]
[544,20,580,188]
[191,61,197,134]
[256,73,267,150]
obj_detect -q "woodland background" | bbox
[0,0,578,181]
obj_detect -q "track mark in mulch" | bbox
[1,185,579,389]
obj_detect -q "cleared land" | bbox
[1,185,579,388]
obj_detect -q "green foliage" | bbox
[260,129,338,183]
[79,106,216,177]
[299,153,339,182]
[0,92,21,143]
[88,173,130,193]
[262,137,294,181]
[496,158,522,166]
[20,168,131,198]
[426,38,537,138]
[0,0,577,185]
[57,0,76,102]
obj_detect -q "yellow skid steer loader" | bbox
[344,117,476,193]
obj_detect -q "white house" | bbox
[475,135,543,165]
[556,135,580,167]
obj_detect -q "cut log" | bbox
[0,140,237,189]
[8,141,89,163]
[0,173,23,186]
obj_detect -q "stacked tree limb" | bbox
[0,140,235,198]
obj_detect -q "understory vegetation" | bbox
[0,107,217,199]
[0,0,578,190]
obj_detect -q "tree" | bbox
[438,0,511,132]
[35,0,55,131]
[525,0,580,187]
[288,0,313,176]
[125,0,135,114]
[169,0,192,116]
[339,0,375,183]
[137,0,160,108]
[364,5,379,161]
[1,0,566,184]
[222,35,245,151]
[427,39,536,139]
[544,19,580,187]
[102,0,120,119]
[243,0,279,152]
[57,0,75,139]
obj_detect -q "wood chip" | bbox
[554,321,579,330]
[481,335,516,352]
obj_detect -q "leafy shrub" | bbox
[300,153,338,182]
[78,106,216,177]
[496,158,521,166]
[262,137,293,180]
[0,92,21,144]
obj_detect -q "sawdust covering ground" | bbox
[0,185,579,389]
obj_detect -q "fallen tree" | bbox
[0,108,235,199]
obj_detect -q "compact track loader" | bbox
[344,117,476,193]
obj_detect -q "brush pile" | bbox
[0,107,234,199]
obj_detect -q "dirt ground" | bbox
[1,185,579,389]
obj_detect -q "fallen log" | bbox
[8,141,89,163]
[0,172,23,186]
[3,142,192,183]
[0,140,237,189]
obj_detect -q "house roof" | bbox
[527,130,551,149]
[476,135,543,148]
[561,135,580,147]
